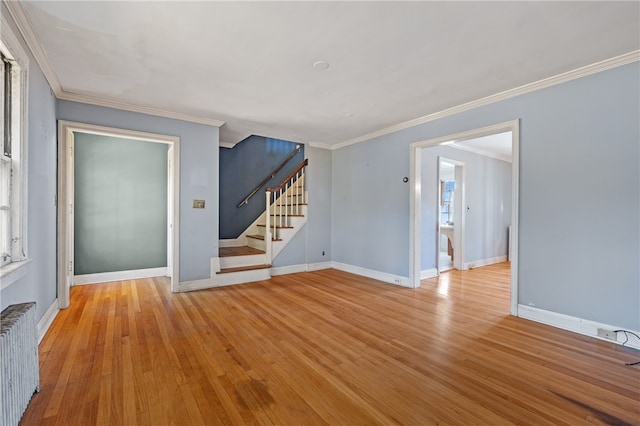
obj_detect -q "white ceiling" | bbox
[452,132,513,162]
[13,1,640,147]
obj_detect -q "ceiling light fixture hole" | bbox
[313,61,330,70]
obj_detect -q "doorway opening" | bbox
[57,121,180,309]
[409,120,519,315]
[437,158,464,273]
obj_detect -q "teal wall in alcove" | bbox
[74,133,168,275]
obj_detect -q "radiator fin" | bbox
[1,302,40,426]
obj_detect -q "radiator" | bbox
[1,302,40,426]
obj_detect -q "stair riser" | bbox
[219,253,268,269]
[247,237,266,251]
[214,268,271,287]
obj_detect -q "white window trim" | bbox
[0,15,29,288]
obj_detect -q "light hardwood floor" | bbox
[22,263,639,425]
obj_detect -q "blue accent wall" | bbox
[219,136,304,239]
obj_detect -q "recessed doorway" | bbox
[409,120,519,315]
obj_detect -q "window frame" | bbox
[0,15,30,288]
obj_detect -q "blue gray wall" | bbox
[57,101,219,282]
[219,136,304,239]
[332,63,639,330]
[421,146,512,270]
[0,5,58,322]
[74,133,168,275]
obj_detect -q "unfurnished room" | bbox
[0,1,639,425]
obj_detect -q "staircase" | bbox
[211,159,308,287]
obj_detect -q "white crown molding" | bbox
[333,50,640,151]
[219,141,237,149]
[4,0,63,94]
[447,142,512,163]
[308,141,333,150]
[58,91,225,127]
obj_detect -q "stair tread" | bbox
[247,234,282,241]
[257,224,293,229]
[269,214,304,217]
[219,246,265,257]
[217,264,271,274]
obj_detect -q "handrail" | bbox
[266,159,308,193]
[236,144,303,208]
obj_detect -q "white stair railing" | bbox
[265,159,308,259]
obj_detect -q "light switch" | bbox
[193,199,205,209]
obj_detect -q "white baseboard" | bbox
[307,261,332,272]
[271,264,307,276]
[331,262,410,287]
[271,261,332,276]
[420,268,438,280]
[465,255,507,270]
[38,299,59,343]
[178,278,216,292]
[518,305,640,350]
[74,267,167,285]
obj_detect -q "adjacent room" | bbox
[1,1,638,425]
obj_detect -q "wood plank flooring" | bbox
[22,263,640,425]
[219,246,264,257]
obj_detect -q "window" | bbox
[1,18,29,284]
[440,180,454,225]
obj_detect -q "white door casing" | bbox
[57,121,180,309]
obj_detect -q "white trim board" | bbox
[332,262,410,287]
[465,255,508,270]
[270,264,308,276]
[518,305,640,350]
[38,299,59,343]
[74,267,168,285]
[271,262,332,276]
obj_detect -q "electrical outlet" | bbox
[193,199,205,209]
[597,328,617,341]
[394,278,401,284]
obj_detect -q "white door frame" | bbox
[57,120,180,308]
[409,119,520,315]
[436,157,465,273]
